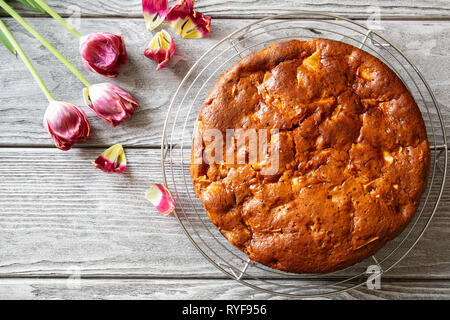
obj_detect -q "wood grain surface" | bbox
[0,148,448,280]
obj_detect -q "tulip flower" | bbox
[142,0,168,31]
[166,0,211,39]
[145,184,176,216]
[144,29,176,70]
[83,83,140,127]
[93,144,127,173]
[80,32,128,78]
[43,101,91,151]
[2,6,141,127]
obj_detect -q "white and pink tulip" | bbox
[146,184,176,216]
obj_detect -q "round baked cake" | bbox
[190,39,430,273]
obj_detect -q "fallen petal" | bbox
[167,0,194,19]
[144,29,176,70]
[169,11,211,39]
[142,0,168,30]
[166,0,211,38]
[145,184,175,216]
[93,144,127,173]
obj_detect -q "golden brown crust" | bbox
[190,39,430,273]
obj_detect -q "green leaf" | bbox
[0,26,16,55]
[15,0,47,14]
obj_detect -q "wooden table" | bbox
[0,0,449,299]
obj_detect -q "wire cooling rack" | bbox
[161,12,447,297]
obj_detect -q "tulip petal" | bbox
[83,83,140,127]
[144,30,176,70]
[93,144,127,173]
[142,0,168,30]
[166,0,211,38]
[145,184,175,216]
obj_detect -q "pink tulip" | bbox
[79,32,128,78]
[43,101,91,151]
[142,0,168,30]
[83,83,140,127]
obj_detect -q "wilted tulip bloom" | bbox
[166,0,211,38]
[43,101,91,151]
[144,30,176,70]
[83,83,140,127]
[79,32,128,78]
[93,144,127,173]
[142,0,168,30]
[145,184,175,216]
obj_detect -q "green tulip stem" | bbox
[0,0,92,87]
[33,0,83,40]
[0,19,54,102]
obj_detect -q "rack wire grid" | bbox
[161,12,448,298]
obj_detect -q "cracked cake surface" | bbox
[190,39,430,273]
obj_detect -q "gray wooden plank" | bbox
[0,147,448,279]
[0,278,449,300]
[5,0,450,19]
[0,18,449,148]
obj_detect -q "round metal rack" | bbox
[161,12,447,297]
